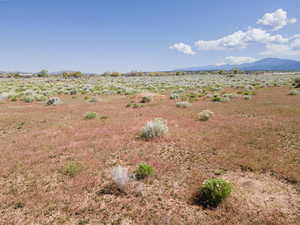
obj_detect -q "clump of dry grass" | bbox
[60,161,82,177]
[46,97,62,105]
[243,95,252,100]
[0,85,299,225]
[293,77,300,88]
[288,89,299,95]
[198,110,214,121]
[176,101,192,108]
[140,96,152,103]
[141,118,168,139]
[112,166,129,192]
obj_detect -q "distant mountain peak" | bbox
[175,58,300,72]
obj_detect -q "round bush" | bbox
[294,77,300,88]
[170,93,179,100]
[243,95,252,100]
[47,97,62,105]
[84,112,97,120]
[141,118,168,140]
[288,89,299,96]
[140,96,152,103]
[176,101,192,108]
[198,110,214,121]
[196,178,232,207]
[135,163,154,180]
[22,96,34,103]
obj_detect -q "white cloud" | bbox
[291,39,300,49]
[170,9,298,56]
[169,43,195,55]
[194,28,288,51]
[216,56,257,66]
[257,9,297,31]
[225,56,257,64]
[291,34,300,39]
[261,43,300,56]
[215,62,226,66]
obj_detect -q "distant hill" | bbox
[175,58,300,72]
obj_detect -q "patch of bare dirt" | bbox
[222,172,300,218]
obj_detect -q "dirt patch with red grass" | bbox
[0,86,299,225]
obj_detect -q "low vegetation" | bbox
[141,118,169,140]
[60,161,82,177]
[0,72,299,225]
[112,166,129,192]
[288,89,299,95]
[198,110,214,121]
[47,97,62,105]
[135,163,154,180]
[195,178,232,208]
[176,101,192,108]
[84,112,97,120]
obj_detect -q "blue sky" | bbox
[0,0,299,73]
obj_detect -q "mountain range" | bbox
[175,58,300,72]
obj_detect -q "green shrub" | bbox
[170,93,179,100]
[22,96,34,103]
[110,72,122,77]
[127,103,144,108]
[70,90,77,95]
[140,96,152,103]
[214,169,225,176]
[14,202,25,209]
[196,178,232,207]
[10,96,17,102]
[211,95,222,102]
[62,71,83,78]
[47,97,62,105]
[293,77,300,88]
[79,219,89,225]
[60,161,82,177]
[89,97,98,103]
[35,95,47,102]
[243,95,252,100]
[135,163,154,180]
[182,92,203,102]
[84,112,97,120]
[36,69,48,77]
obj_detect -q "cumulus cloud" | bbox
[291,34,300,40]
[169,43,195,55]
[261,43,300,56]
[169,9,298,55]
[291,39,300,49]
[257,9,297,31]
[194,28,288,51]
[216,56,257,66]
[225,56,257,64]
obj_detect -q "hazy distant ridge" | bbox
[175,58,300,71]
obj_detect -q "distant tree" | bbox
[218,70,225,75]
[110,72,122,77]
[63,71,83,78]
[37,69,48,77]
[11,73,21,78]
[232,68,241,74]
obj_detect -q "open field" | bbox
[0,74,300,225]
